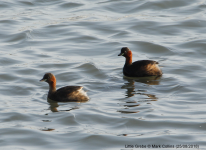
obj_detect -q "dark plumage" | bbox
[118,47,162,77]
[40,73,89,102]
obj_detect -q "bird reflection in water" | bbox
[40,128,55,131]
[122,76,160,99]
[118,76,160,114]
[47,98,81,112]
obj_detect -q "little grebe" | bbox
[40,73,89,102]
[118,47,162,77]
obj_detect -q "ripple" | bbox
[59,2,84,9]
[4,32,27,44]
[1,0,206,149]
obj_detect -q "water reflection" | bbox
[123,75,161,86]
[121,76,161,99]
[117,109,139,114]
[47,98,80,112]
[119,76,160,114]
[40,128,55,131]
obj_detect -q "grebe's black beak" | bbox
[40,79,47,82]
[118,52,124,56]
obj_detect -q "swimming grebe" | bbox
[40,73,89,102]
[118,47,162,77]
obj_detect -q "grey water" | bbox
[0,0,206,149]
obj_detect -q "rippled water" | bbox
[1,0,206,149]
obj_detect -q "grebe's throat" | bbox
[125,51,132,65]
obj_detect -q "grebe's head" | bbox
[40,73,56,84]
[118,47,132,57]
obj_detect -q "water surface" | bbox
[0,0,206,149]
